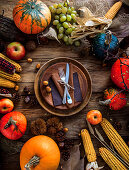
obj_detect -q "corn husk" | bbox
[71,7,112,41]
[122,0,129,6]
[72,0,129,39]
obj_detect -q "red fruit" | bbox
[86,110,102,125]
[0,111,27,140]
[0,98,14,114]
[104,88,127,110]
[6,42,25,61]
[111,58,129,90]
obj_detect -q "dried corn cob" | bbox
[81,129,96,162]
[99,147,127,170]
[101,118,129,163]
[0,70,21,82]
[105,1,122,20]
[0,88,10,94]
[0,57,15,74]
[0,77,16,88]
[0,53,22,72]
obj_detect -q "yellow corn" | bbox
[0,70,21,82]
[99,147,127,170]
[0,77,16,88]
[105,1,122,20]
[101,118,129,163]
[0,53,22,72]
[81,129,96,162]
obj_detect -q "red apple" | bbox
[86,110,102,125]
[6,42,25,61]
[0,99,14,114]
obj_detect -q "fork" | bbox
[58,67,72,104]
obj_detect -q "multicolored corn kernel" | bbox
[0,57,16,74]
[0,87,9,94]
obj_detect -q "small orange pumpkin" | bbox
[13,0,51,34]
[20,135,60,170]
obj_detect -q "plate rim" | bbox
[34,57,92,116]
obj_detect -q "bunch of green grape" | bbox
[49,2,80,46]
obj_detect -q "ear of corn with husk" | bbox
[0,57,16,74]
[105,1,123,20]
[99,147,127,170]
[81,129,96,162]
[0,70,21,82]
[0,53,22,72]
[101,118,129,163]
[0,77,16,88]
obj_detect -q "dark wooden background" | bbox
[0,0,129,169]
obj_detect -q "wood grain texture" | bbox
[0,0,129,170]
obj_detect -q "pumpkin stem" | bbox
[25,155,40,170]
[4,117,17,129]
[99,99,111,105]
[105,30,112,45]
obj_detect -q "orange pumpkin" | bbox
[20,135,60,170]
[13,0,51,34]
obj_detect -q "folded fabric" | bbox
[49,77,62,106]
[59,145,84,170]
[50,64,74,108]
[73,72,83,102]
[49,71,83,107]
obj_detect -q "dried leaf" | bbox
[60,145,84,170]
[40,27,60,43]
[86,119,95,135]
[95,128,105,142]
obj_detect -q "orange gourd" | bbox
[20,135,60,170]
[13,0,51,34]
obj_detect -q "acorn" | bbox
[15,85,19,91]
[43,81,48,86]
[46,86,51,93]
[63,128,69,133]
[36,63,41,70]
[27,58,32,63]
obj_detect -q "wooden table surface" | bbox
[0,0,129,170]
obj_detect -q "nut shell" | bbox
[27,58,32,63]
[43,81,48,86]
[15,85,19,91]
[36,63,41,69]
[46,86,51,93]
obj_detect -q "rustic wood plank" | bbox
[0,0,129,170]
